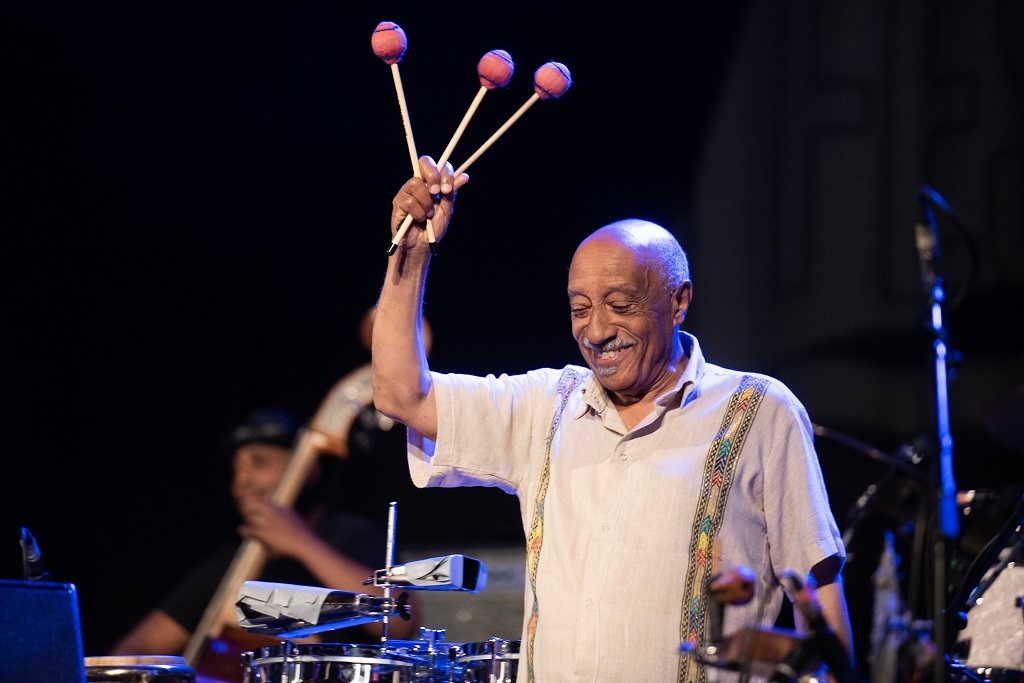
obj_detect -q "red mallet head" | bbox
[372,21,408,65]
[477,50,515,89]
[533,61,572,100]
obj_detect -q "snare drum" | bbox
[241,643,415,683]
[455,638,520,683]
[84,656,195,682]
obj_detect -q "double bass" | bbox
[183,364,375,683]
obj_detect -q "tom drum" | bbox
[454,638,520,683]
[84,656,195,683]
[241,643,416,683]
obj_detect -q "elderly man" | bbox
[372,156,853,682]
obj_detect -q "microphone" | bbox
[913,221,938,293]
[842,483,879,548]
[20,527,51,581]
[368,554,487,592]
[914,191,941,297]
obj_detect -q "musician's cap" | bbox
[227,408,302,450]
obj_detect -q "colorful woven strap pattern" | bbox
[678,375,770,683]
[525,367,583,683]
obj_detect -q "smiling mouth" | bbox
[591,344,632,370]
[580,336,634,372]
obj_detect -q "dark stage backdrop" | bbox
[3,0,1022,671]
[3,0,747,654]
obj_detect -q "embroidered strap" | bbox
[525,367,583,683]
[678,375,770,683]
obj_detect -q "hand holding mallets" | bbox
[374,21,572,254]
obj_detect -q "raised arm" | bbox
[371,156,466,440]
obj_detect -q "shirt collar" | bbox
[574,331,705,418]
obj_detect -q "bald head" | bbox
[567,219,693,404]
[577,219,690,295]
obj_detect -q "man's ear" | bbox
[673,281,693,325]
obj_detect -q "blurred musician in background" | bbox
[110,407,419,660]
[371,158,855,682]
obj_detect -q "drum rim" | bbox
[249,642,385,658]
[248,654,414,666]
[457,654,521,664]
[458,639,522,657]
[84,654,194,675]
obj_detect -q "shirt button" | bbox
[585,600,594,608]
[602,524,610,532]
[619,453,628,461]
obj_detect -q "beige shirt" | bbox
[408,333,844,682]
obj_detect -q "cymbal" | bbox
[983,384,1024,454]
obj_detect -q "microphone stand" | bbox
[914,185,961,683]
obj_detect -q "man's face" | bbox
[567,236,689,403]
[230,442,291,505]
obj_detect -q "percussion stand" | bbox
[914,186,961,683]
[381,501,398,644]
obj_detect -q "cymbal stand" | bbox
[914,185,961,683]
[382,500,397,644]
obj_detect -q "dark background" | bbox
[3,0,1022,672]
